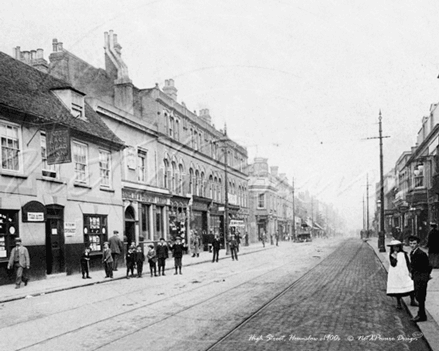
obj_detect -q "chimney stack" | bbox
[14,45,49,73]
[199,109,212,124]
[270,166,279,177]
[163,79,177,101]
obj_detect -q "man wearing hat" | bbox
[409,235,431,322]
[156,238,169,276]
[109,230,123,271]
[7,238,30,289]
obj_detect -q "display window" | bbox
[0,210,19,259]
[83,214,107,252]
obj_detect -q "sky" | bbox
[0,0,438,232]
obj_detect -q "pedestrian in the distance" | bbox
[135,245,145,278]
[212,234,221,263]
[125,245,136,279]
[409,235,432,322]
[386,240,417,309]
[109,230,123,271]
[7,238,30,289]
[229,235,238,261]
[146,244,158,277]
[260,231,266,248]
[170,237,187,275]
[236,231,241,252]
[102,242,113,278]
[80,246,92,279]
[156,237,169,276]
[427,223,439,269]
[190,231,200,257]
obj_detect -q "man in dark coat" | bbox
[427,223,439,269]
[169,237,187,275]
[156,238,169,276]
[409,235,431,322]
[212,234,221,263]
[229,236,238,261]
[109,230,123,271]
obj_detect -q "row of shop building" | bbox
[374,103,439,243]
[0,31,339,284]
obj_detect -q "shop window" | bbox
[0,210,18,260]
[258,193,265,208]
[141,204,150,238]
[83,214,107,253]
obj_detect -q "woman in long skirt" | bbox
[386,240,417,309]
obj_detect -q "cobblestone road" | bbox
[209,239,430,351]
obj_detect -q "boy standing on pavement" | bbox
[169,237,187,275]
[409,235,431,322]
[229,235,238,261]
[156,237,169,276]
[7,238,30,289]
[212,234,221,263]
[102,242,113,278]
[135,245,145,278]
[80,246,92,279]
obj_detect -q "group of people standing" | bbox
[386,232,436,323]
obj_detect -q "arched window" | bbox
[209,175,213,199]
[189,168,194,195]
[164,159,170,189]
[201,172,205,197]
[179,164,184,195]
[218,178,222,202]
[171,162,177,193]
[195,170,200,195]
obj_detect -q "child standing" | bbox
[170,237,187,275]
[126,246,135,279]
[80,246,91,279]
[135,245,145,278]
[102,242,113,278]
[146,244,158,277]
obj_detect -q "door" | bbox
[45,205,65,274]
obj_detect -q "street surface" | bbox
[0,238,428,351]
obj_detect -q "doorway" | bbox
[45,205,65,275]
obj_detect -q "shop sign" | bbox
[122,189,169,205]
[46,127,72,165]
[218,206,225,212]
[230,220,245,227]
[27,212,44,222]
[22,201,46,222]
[64,222,76,237]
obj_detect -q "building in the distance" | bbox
[247,158,294,243]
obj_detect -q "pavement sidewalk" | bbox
[0,241,273,304]
[366,237,439,351]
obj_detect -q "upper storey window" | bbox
[52,88,87,121]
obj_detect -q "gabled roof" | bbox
[0,51,124,148]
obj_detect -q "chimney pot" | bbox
[52,39,58,52]
[14,46,21,59]
[36,48,43,59]
[30,50,36,61]
[23,51,30,62]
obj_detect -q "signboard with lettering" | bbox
[64,222,76,237]
[230,220,245,227]
[22,201,46,222]
[47,127,71,165]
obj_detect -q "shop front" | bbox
[190,196,210,251]
[209,204,224,249]
[169,196,190,243]
[122,188,171,247]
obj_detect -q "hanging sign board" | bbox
[230,220,245,227]
[46,127,71,165]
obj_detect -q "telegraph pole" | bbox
[366,174,370,238]
[292,177,295,241]
[366,110,389,252]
